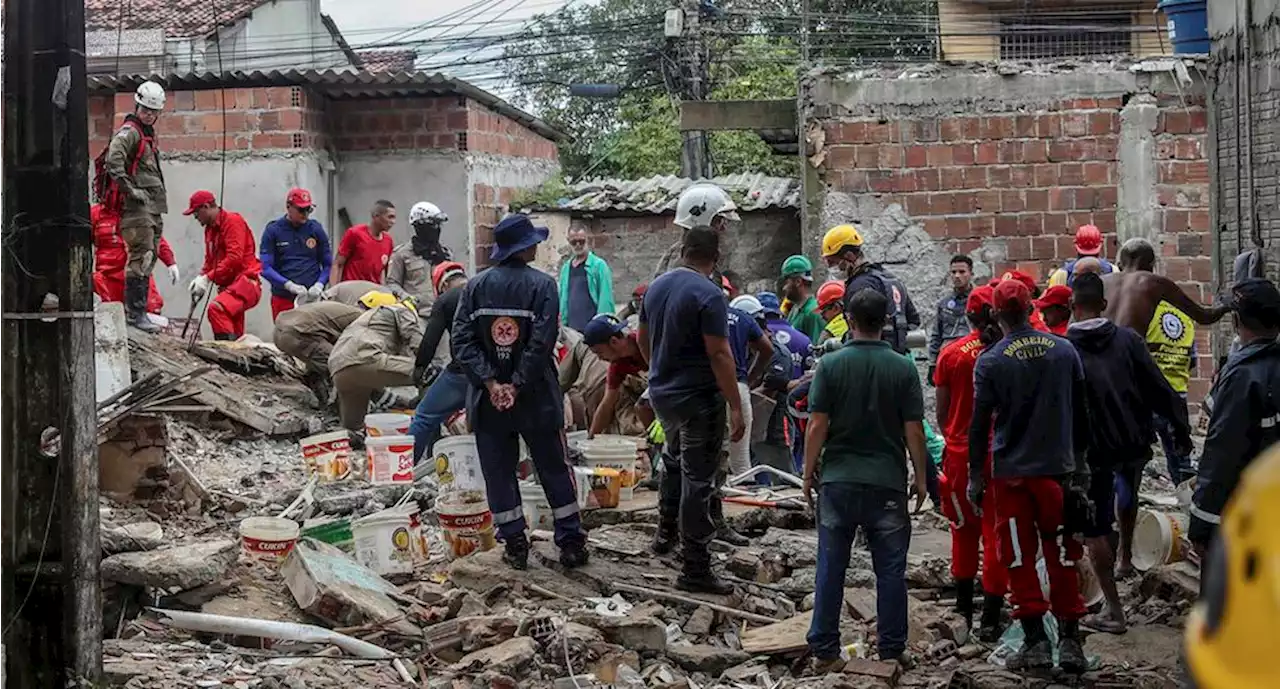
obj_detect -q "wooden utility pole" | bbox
[2,0,103,684]
[679,0,710,179]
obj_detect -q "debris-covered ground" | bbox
[98,337,1201,689]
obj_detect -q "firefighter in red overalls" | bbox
[183,191,263,340]
[92,204,179,315]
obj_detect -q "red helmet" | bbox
[431,261,466,294]
[1074,224,1103,256]
[816,280,846,309]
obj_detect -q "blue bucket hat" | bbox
[490,214,549,263]
[756,291,783,317]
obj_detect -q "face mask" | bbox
[414,221,441,244]
[828,265,848,283]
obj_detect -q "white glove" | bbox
[284,280,307,296]
[189,274,211,298]
[167,264,181,285]
[308,282,324,298]
[295,293,316,307]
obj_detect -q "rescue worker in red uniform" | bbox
[969,279,1091,674]
[933,284,1009,643]
[92,204,179,314]
[996,270,1050,332]
[183,191,263,340]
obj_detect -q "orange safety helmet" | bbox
[432,261,466,294]
[816,280,846,310]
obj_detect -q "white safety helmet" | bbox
[135,81,166,111]
[730,294,764,317]
[409,201,448,225]
[674,183,739,230]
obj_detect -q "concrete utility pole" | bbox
[2,0,103,684]
[679,0,711,179]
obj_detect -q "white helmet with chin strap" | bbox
[674,183,739,230]
[409,201,448,225]
[135,81,166,111]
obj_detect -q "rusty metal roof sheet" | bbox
[541,173,799,214]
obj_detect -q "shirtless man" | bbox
[1103,239,1231,330]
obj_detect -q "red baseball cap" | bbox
[1074,224,1103,256]
[286,188,314,208]
[993,279,1032,312]
[1000,270,1038,295]
[182,189,216,215]
[966,285,995,313]
[1034,285,1072,310]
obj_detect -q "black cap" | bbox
[1231,278,1280,325]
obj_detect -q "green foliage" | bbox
[511,177,575,211]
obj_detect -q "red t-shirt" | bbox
[1030,307,1049,333]
[605,333,647,389]
[933,331,985,452]
[337,224,393,283]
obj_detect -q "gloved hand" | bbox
[966,473,985,515]
[1062,473,1096,535]
[167,264,181,285]
[293,291,317,307]
[189,274,211,299]
[927,365,937,387]
[414,363,440,388]
[308,282,324,299]
[284,280,307,296]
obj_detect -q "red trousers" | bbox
[939,447,1008,596]
[93,271,165,313]
[207,276,262,338]
[991,476,1086,620]
[270,294,295,321]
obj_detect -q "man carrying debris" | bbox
[779,255,826,341]
[934,284,1008,642]
[408,261,470,465]
[101,81,169,332]
[583,314,650,438]
[822,224,921,355]
[274,301,363,406]
[333,200,396,285]
[969,279,1090,674]
[802,288,929,670]
[1190,279,1280,570]
[451,214,588,571]
[641,194,744,594]
[260,188,331,320]
[183,191,263,341]
[328,291,421,439]
[1066,273,1191,635]
[388,201,452,308]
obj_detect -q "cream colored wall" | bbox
[937,0,1168,62]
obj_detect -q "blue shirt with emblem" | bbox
[260,216,333,298]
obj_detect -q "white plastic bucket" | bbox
[353,509,415,576]
[572,466,595,509]
[1133,510,1188,572]
[1176,477,1196,510]
[239,517,300,563]
[520,481,553,532]
[365,412,412,437]
[1037,555,1105,608]
[437,494,497,559]
[300,431,352,481]
[432,435,487,494]
[566,431,590,451]
[366,435,415,485]
[580,435,641,502]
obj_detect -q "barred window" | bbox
[999,14,1132,60]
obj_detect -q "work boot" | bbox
[977,593,1006,643]
[710,497,750,546]
[302,372,333,410]
[1007,615,1053,672]
[954,578,976,629]
[675,568,735,596]
[1057,618,1087,674]
[125,277,160,333]
[213,333,235,341]
[347,429,366,453]
[559,540,589,569]
[652,522,678,555]
[503,532,530,570]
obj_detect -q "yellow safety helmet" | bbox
[822,224,864,258]
[1185,442,1280,689]
[358,290,398,310]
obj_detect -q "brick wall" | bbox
[471,182,518,267]
[328,96,558,159]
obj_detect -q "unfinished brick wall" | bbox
[328,96,558,159]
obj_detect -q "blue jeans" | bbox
[808,482,912,660]
[1153,393,1190,483]
[409,369,469,464]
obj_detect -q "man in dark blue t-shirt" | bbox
[639,227,744,595]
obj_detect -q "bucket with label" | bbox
[432,435,487,494]
[300,431,352,481]
[300,518,354,553]
[582,467,622,509]
[580,435,641,501]
[365,412,412,437]
[1132,509,1188,571]
[520,481,553,531]
[353,509,416,576]
[437,492,497,560]
[397,501,429,563]
[366,434,415,484]
[572,466,595,509]
[239,517,300,563]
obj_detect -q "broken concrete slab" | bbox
[1140,562,1200,604]
[568,612,668,655]
[101,539,237,590]
[101,521,166,554]
[451,636,539,675]
[449,548,598,601]
[741,611,813,655]
[664,643,750,675]
[281,539,418,636]
[683,606,715,636]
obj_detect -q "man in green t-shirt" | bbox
[801,287,929,671]
[780,255,827,341]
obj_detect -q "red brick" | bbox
[960,117,982,139]
[171,91,195,112]
[1034,164,1058,187]
[1036,114,1061,138]
[827,146,858,169]
[963,167,988,189]
[1058,163,1084,186]
[1189,210,1210,232]
[940,118,964,141]
[904,194,930,216]
[929,192,956,215]
[981,116,1014,139]
[1190,257,1213,282]
[838,122,868,143]
[1010,166,1034,188]
[446,110,469,131]
[1098,97,1125,109]
[1055,236,1076,257]
[1165,209,1190,233]
[1014,261,1043,281]
[952,144,976,166]
[194,90,222,111]
[1023,141,1049,163]
[1164,257,1192,281]
[988,166,1012,187]
[1049,188,1075,211]
[1014,115,1037,138]
[926,144,953,167]
[915,168,940,191]
[954,192,979,213]
[998,141,1023,164]
[975,190,1001,212]
[1161,111,1190,134]
[1063,98,1098,109]
[1025,189,1049,212]
[1096,186,1118,208]
[278,109,304,131]
[1003,190,1027,213]
[1006,237,1032,260]
[1092,137,1119,161]
[1031,236,1057,259]
[868,170,896,193]
[1089,112,1117,135]
[923,218,947,238]
[975,142,998,165]
[1174,137,1202,160]
[858,146,881,168]
[1018,214,1044,236]
[995,215,1019,237]
[971,216,996,236]
[945,217,971,237]
[1048,141,1077,162]
[1083,162,1110,185]
[837,170,869,192]
[904,145,928,167]
[866,123,893,143]
[941,167,965,190]
[1093,210,1117,232]
[1188,110,1208,134]
[1062,113,1088,137]
[1075,187,1097,209]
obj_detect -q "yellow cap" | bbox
[358,290,398,310]
[822,224,864,257]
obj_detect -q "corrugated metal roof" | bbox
[540,173,799,214]
[86,69,565,142]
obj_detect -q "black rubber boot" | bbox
[675,569,735,596]
[125,277,160,333]
[710,496,749,546]
[559,540,589,569]
[977,593,1006,643]
[652,522,678,555]
[213,333,236,341]
[1057,618,1087,674]
[954,578,976,629]
[1008,615,1053,672]
[503,532,530,571]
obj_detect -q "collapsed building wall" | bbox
[803,59,1214,400]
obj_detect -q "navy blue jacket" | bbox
[260,217,332,298]
[844,263,920,355]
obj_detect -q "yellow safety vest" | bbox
[823,314,848,340]
[1146,301,1194,394]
